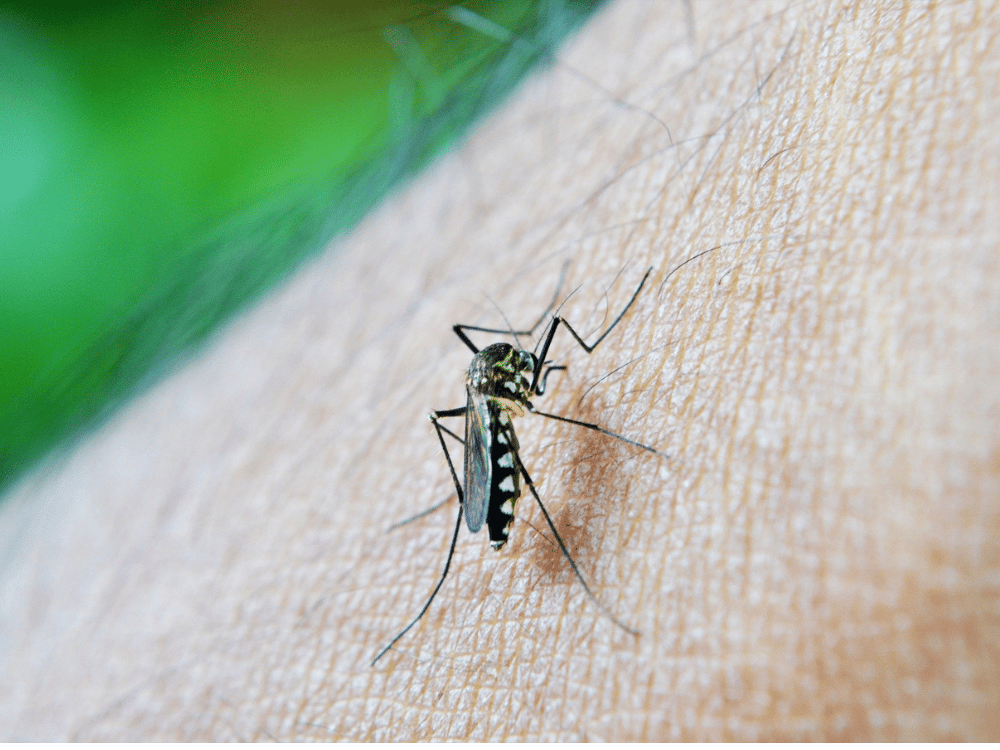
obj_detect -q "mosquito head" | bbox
[467,343,537,415]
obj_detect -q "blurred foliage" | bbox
[0,0,603,498]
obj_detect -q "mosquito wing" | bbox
[463,386,492,533]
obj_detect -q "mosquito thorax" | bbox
[466,343,537,414]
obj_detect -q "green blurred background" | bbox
[0,0,603,499]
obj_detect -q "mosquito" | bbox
[372,266,663,665]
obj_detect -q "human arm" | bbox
[2,0,998,740]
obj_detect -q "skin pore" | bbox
[1,0,998,740]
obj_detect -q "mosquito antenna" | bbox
[486,295,524,349]
[454,262,573,353]
[533,275,584,358]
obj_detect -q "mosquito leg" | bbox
[534,365,566,396]
[372,414,468,666]
[516,460,639,638]
[387,496,454,531]
[371,502,464,666]
[433,406,467,420]
[531,267,653,392]
[431,417,465,445]
[529,407,666,457]
[386,413,465,531]
[429,407,467,504]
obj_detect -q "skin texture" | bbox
[2,0,999,740]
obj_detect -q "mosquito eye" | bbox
[520,352,536,371]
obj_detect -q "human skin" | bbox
[1,0,998,740]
